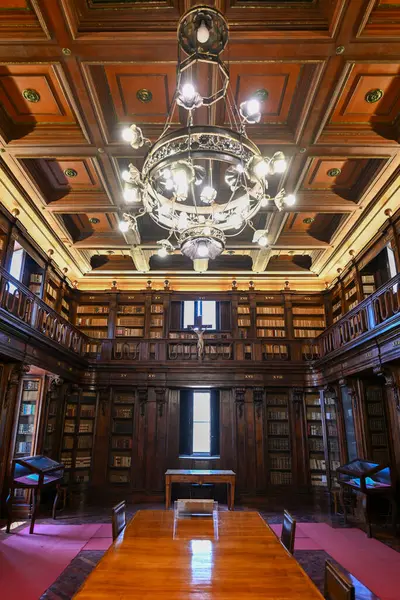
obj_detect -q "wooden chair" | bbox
[324,560,355,600]
[280,509,296,554]
[111,500,127,541]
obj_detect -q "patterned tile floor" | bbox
[1,497,397,599]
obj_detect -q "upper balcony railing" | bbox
[0,266,88,356]
[318,273,400,358]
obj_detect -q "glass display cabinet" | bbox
[337,458,395,538]
[6,455,64,534]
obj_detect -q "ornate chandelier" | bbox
[119,5,295,272]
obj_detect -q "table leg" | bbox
[30,487,40,534]
[229,480,235,511]
[6,488,14,533]
[52,484,60,519]
[165,477,171,510]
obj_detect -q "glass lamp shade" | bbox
[180,235,224,261]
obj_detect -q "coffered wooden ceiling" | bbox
[0,0,400,290]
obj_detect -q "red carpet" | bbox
[0,524,112,600]
[271,522,400,600]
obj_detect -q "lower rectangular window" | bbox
[179,389,220,456]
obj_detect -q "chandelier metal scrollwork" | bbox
[119,5,296,272]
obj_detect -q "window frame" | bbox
[182,300,218,330]
[179,389,220,458]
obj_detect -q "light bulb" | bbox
[236,163,244,173]
[177,212,189,230]
[123,187,139,203]
[214,211,226,222]
[121,170,131,183]
[197,242,209,258]
[253,158,269,179]
[273,158,287,174]
[247,99,260,116]
[158,246,168,258]
[200,185,217,204]
[229,213,242,229]
[119,220,129,233]
[258,235,268,247]
[203,226,211,236]
[164,178,174,191]
[285,194,296,206]
[197,20,210,44]
[173,168,188,185]
[182,83,196,101]
[261,196,269,207]
[162,168,172,179]
[122,127,135,143]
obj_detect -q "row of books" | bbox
[268,422,289,435]
[46,282,57,299]
[81,329,108,338]
[267,410,288,420]
[109,473,130,484]
[81,405,96,417]
[76,456,91,468]
[79,421,93,433]
[111,456,131,467]
[270,456,291,470]
[114,394,135,404]
[116,327,144,337]
[237,306,250,314]
[306,397,321,406]
[292,307,324,315]
[112,437,132,449]
[309,438,324,451]
[263,344,288,356]
[294,330,323,338]
[308,424,323,436]
[17,441,32,453]
[257,318,285,327]
[309,458,326,470]
[293,319,325,328]
[77,437,93,449]
[256,306,284,314]
[362,275,375,284]
[238,318,251,327]
[348,300,358,310]
[66,405,77,417]
[306,409,321,420]
[333,301,341,312]
[369,418,385,431]
[77,317,108,326]
[116,317,144,326]
[270,471,292,485]
[367,402,384,416]
[311,474,327,487]
[77,305,109,314]
[257,329,286,337]
[151,304,164,313]
[22,390,38,401]
[21,403,35,415]
[266,395,288,406]
[118,305,144,314]
[23,380,39,391]
[149,331,163,339]
[114,407,133,418]
[150,317,163,327]
[30,273,42,283]
[268,438,290,450]
[345,287,356,300]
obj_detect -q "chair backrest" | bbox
[281,509,296,554]
[111,500,127,541]
[324,560,355,600]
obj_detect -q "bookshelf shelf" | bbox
[76,303,110,339]
[237,298,251,339]
[364,383,390,464]
[116,301,145,337]
[149,298,164,339]
[292,303,326,339]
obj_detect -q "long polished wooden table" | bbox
[74,510,323,599]
[165,469,236,510]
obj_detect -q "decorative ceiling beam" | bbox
[129,246,150,272]
[275,233,331,249]
[46,199,117,213]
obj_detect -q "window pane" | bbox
[193,392,210,421]
[193,422,211,453]
[10,248,24,282]
[183,301,195,329]
[201,301,216,329]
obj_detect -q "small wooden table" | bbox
[74,511,323,599]
[165,469,236,510]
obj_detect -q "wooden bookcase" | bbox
[61,388,98,487]
[76,300,109,339]
[363,383,390,464]
[322,389,341,490]
[108,391,135,485]
[332,288,343,324]
[149,296,164,339]
[13,376,43,459]
[256,302,285,339]
[292,300,325,339]
[44,273,60,310]
[237,297,251,339]
[266,391,292,485]
[361,274,376,298]
[343,270,359,312]
[305,391,327,489]
[116,299,145,338]
[60,295,71,321]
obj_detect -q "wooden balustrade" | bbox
[318,273,400,358]
[0,266,88,356]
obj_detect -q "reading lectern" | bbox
[337,458,395,538]
[6,455,64,534]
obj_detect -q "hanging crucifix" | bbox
[188,303,212,360]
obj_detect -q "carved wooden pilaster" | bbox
[137,387,148,417]
[235,387,246,419]
[374,367,400,411]
[292,387,304,417]
[155,388,166,418]
[99,387,110,417]
[4,363,30,410]
[253,387,264,420]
